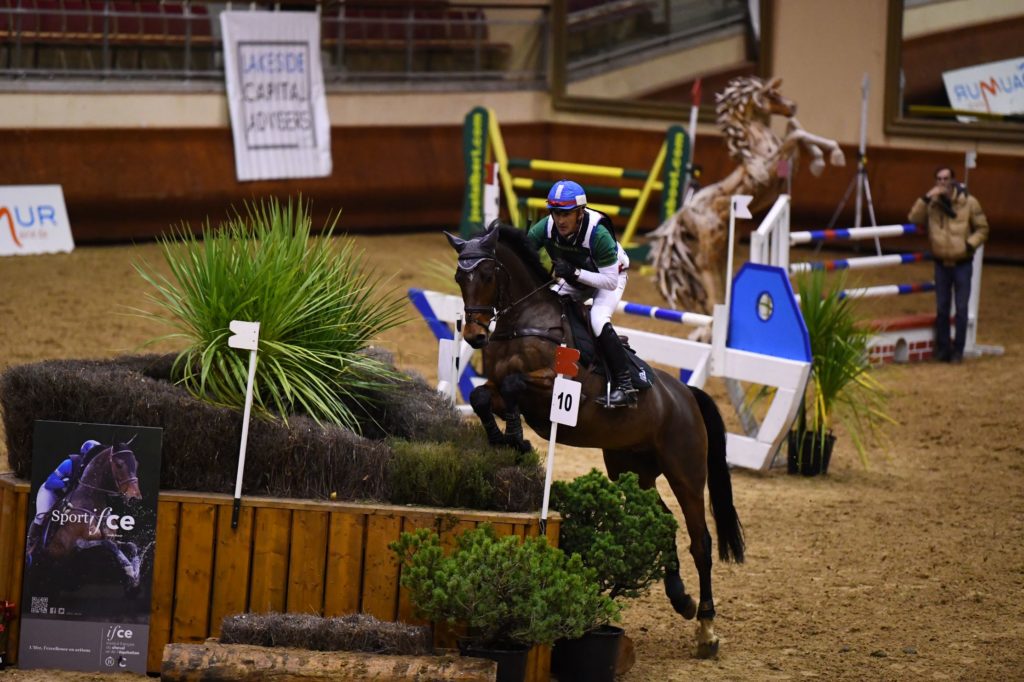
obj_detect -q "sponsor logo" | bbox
[0,204,60,248]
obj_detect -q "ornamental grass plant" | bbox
[794,270,894,467]
[134,197,407,433]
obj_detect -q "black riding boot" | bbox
[596,323,638,408]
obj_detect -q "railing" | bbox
[0,0,549,88]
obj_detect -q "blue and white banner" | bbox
[0,185,74,257]
[942,56,1024,121]
[220,10,332,181]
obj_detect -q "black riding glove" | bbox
[553,259,580,284]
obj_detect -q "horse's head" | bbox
[444,222,501,348]
[716,77,797,158]
[108,444,142,500]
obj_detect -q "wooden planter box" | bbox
[0,473,558,680]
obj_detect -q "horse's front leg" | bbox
[498,373,532,454]
[75,537,142,587]
[470,381,507,447]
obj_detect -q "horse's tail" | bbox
[690,386,745,563]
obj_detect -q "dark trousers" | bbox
[933,259,973,357]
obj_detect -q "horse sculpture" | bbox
[32,443,145,590]
[649,75,845,316]
[445,222,745,658]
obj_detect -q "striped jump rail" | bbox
[507,157,651,180]
[789,251,931,273]
[511,176,664,200]
[617,301,713,327]
[518,195,631,217]
[839,281,936,299]
[789,223,921,244]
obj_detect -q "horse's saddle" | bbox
[560,297,655,390]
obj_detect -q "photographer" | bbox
[908,167,989,363]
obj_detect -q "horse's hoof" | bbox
[696,638,720,659]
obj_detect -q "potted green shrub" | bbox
[548,469,679,681]
[790,270,893,475]
[391,524,617,682]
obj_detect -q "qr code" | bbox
[31,597,47,614]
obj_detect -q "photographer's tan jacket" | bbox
[908,188,990,264]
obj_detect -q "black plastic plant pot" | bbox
[459,640,531,682]
[551,625,624,682]
[787,431,836,476]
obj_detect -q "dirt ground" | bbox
[1,231,1022,681]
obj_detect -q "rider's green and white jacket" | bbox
[527,208,629,293]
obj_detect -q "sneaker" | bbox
[932,349,950,363]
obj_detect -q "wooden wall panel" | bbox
[249,507,292,614]
[171,502,216,644]
[147,499,179,671]
[360,513,403,622]
[1,124,1021,260]
[286,510,329,616]
[323,511,365,617]
[209,503,254,637]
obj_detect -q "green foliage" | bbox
[391,525,619,648]
[134,197,408,433]
[551,469,678,602]
[795,270,894,466]
[387,432,541,511]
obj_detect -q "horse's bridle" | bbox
[78,447,139,497]
[458,255,554,330]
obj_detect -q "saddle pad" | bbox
[562,297,654,390]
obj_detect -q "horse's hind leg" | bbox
[602,451,698,619]
[668,478,719,658]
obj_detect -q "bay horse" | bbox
[444,222,745,658]
[33,443,145,590]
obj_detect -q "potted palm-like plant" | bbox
[391,525,618,682]
[548,470,678,681]
[790,270,893,475]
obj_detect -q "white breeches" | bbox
[34,486,58,525]
[590,271,627,335]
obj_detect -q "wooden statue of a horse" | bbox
[34,443,145,589]
[445,222,745,658]
[650,75,845,316]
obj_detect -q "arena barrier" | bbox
[410,262,812,472]
[749,194,1003,362]
[459,106,690,255]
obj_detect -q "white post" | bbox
[450,313,463,404]
[227,320,261,530]
[726,195,753,311]
[540,346,581,536]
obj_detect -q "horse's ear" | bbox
[443,231,466,253]
[768,77,782,90]
[479,223,499,252]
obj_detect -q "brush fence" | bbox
[0,474,558,680]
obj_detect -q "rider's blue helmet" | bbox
[79,440,102,456]
[547,180,587,211]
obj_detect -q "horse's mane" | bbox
[715,76,775,162]
[495,224,550,285]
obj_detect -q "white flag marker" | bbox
[228,320,260,529]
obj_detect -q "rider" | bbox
[527,179,638,408]
[25,439,103,557]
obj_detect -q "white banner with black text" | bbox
[220,10,332,181]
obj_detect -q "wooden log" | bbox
[160,642,497,681]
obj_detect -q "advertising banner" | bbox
[19,421,162,674]
[220,10,333,181]
[942,57,1024,121]
[0,185,74,257]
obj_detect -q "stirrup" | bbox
[597,383,638,409]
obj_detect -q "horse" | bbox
[649,75,846,317]
[444,222,745,658]
[33,442,145,590]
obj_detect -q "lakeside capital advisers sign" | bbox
[0,185,74,257]
[19,421,162,674]
[220,11,332,181]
